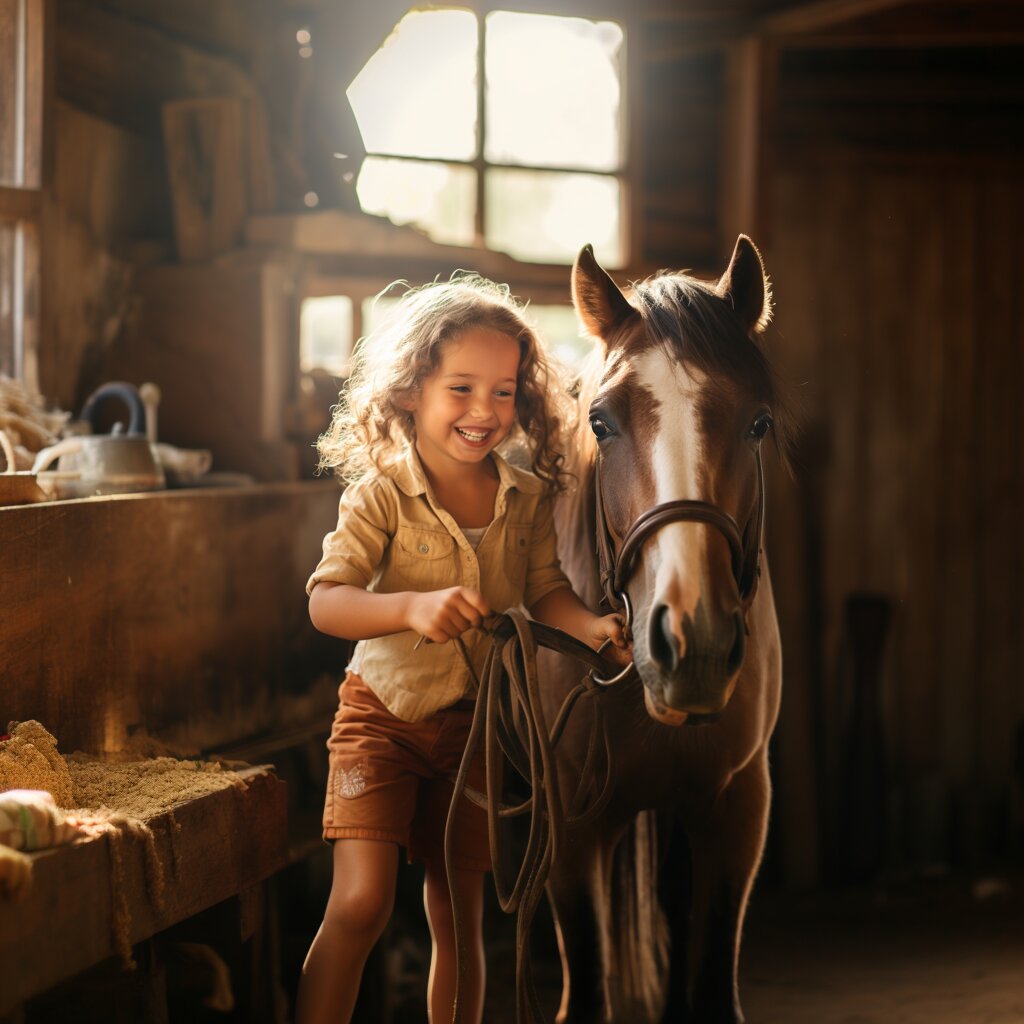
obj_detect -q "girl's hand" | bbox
[589,612,631,656]
[408,587,491,645]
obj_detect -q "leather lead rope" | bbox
[445,611,629,1024]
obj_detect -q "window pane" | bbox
[347,9,478,161]
[300,296,353,375]
[485,12,623,172]
[486,168,622,267]
[361,294,402,339]
[357,157,476,247]
[525,305,595,373]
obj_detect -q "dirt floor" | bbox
[740,877,1024,1024]
[466,874,1024,1024]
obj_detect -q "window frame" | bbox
[0,0,49,390]
[354,3,634,268]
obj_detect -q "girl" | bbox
[295,276,627,1024]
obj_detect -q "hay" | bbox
[1,721,249,968]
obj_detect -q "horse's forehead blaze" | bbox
[632,348,708,500]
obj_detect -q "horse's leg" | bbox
[547,828,611,1024]
[684,752,770,1024]
[657,815,693,1022]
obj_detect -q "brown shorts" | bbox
[323,672,491,873]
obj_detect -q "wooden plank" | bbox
[760,0,924,36]
[0,184,40,221]
[83,0,257,62]
[102,260,295,479]
[162,98,250,262]
[56,0,255,138]
[0,766,288,1014]
[719,35,778,254]
[0,483,343,755]
[769,2,1024,49]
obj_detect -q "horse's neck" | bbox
[554,447,603,611]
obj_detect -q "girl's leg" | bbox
[422,858,486,1024]
[295,838,399,1024]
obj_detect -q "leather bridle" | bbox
[592,439,767,679]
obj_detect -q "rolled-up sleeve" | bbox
[523,494,572,609]
[305,475,395,595]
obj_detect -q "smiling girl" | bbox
[295,276,627,1024]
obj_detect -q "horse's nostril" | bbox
[726,611,746,675]
[648,603,678,672]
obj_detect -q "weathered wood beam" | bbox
[761,0,925,36]
[88,0,257,62]
[719,36,778,255]
[0,185,42,221]
[772,2,1024,48]
[56,0,255,137]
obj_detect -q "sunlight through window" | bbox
[347,7,625,267]
[525,304,596,373]
[347,9,477,162]
[485,12,622,172]
[487,168,621,266]
[357,157,476,246]
[300,296,353,375]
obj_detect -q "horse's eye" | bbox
[748,413,773,440]
[590,417,614,441]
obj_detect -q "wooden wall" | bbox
[1,484,343,755]
[762,40,1024,875]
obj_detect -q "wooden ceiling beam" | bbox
[760,0,926,36]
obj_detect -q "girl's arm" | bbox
[529,587,628,652]
[309,581,491,644]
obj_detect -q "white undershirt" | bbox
[461,525,488,550]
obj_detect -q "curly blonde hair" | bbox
[317,275,576,495]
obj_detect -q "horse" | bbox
[543,236,786,1023]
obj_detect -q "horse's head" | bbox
[573,236,779,725]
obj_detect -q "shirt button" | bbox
[419,543,429,554]
[519,538,526,547]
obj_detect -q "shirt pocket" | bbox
[390,526,456,590]
[503,523,532,593]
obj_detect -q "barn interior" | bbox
[1,0,1023,1021]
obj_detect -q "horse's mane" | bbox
[555,270,793,607]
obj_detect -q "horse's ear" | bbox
[716,235,773,337]
[572,244,635,346]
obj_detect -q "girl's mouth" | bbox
[454,426,492,446]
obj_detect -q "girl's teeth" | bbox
[457,428,488,441]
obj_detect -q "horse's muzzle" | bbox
[637,603,746,717]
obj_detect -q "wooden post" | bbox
[719,36,778,255]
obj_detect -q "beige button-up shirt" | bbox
[307,445,571,721]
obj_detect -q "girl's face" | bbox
[409,327,521,472]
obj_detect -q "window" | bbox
[0,0,44,387]
[348,8,626,267]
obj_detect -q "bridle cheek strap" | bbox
[595,446,766,623]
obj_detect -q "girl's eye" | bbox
[748,412,774,441]
[449,386,471,394]
[590,417,614,441]
[495,390,514,399]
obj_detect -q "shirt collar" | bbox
[390,443,540,498]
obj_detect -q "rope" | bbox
[443,610,630,1024]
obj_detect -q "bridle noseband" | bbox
[592,442,766,679]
